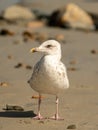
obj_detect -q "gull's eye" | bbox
[46,44,52,48]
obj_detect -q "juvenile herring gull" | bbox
[28,40,69,120]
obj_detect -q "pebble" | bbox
[14,63,23,68]
[0,82,9,87]
[67,67,77,71]
[25,65,32,70]
[31,95,44,99]
[91,49,98,54]
[22,30,66,43]
[7,55,13,59]
[67,124,76,129]
[14,62,32,70]
[0,29,15,36]
[3,104,24,111]
[23,31,33,39]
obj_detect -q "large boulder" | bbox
[49,3,95,31]
[2,5,35,21]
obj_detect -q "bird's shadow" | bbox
[0,110,36,118]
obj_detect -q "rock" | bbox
[91,49,98,54]
[88,12,98,30]
[14,63,23,68]
[67,67,78,71]
[0,29,15,36]
[49,3,95,31]
[7,55,13,59]
[14,62,32,69]
[3,104,24,111]
[2,5,35,21]
[67,124,76,129]
[25,65,32,70]
[31,95,44,99]
[22,31,48,42]
[0,82,9,87]
[22,31,34,40]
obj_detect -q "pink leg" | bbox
[49,96,64,120]
[33,94,44,120]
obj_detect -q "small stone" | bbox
[67,67,77,71]
[0,29,15,36]
[0,82,9,87]
[13,106,24,111]
[7,55,13,59]
[23,31,33,39]
[25,65,32,70]
[31,95,44,99]
[67,124,76,129]
[22,31,36,41]
[3,104,24,111]
[14,63,23,68]
[91,49,98,54]
[14,62,32,69]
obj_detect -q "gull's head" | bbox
[30,40,61,58]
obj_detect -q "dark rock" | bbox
[88,12,98,30]
[0,29,15,36]
[67,124,76,129]
[49,3,95,31]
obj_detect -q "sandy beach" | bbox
[0,0,98,130]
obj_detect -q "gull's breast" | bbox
[29,56,69,95]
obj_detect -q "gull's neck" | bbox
[43,54,61,62]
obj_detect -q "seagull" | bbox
[28,40,69,120]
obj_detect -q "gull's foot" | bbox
[33,115,45,120]
[49,114,64,120]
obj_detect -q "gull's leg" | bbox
[49,96,64,120]
[33,94,44,120]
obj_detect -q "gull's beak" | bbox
[30,46,44,53]
[30,48,38,53]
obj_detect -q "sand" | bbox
[0,0,98,130]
